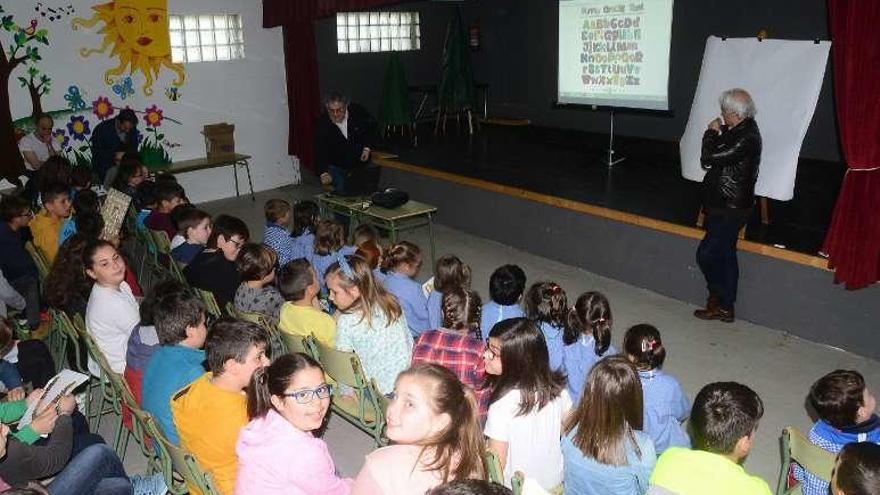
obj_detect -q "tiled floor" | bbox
[113,183,879,487]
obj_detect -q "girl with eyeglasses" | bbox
[236,352,352,495]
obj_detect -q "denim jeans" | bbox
[47,444,131,495]
[696,211,749,310]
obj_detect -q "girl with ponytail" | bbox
[622,324,690,454]
[561,291,617,403]
[352,363,486,494]
[236,353,352,495]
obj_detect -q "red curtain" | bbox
[821,1,880,289]
[263,0,411,171]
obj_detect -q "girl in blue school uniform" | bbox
[381,241,430,338]
[311,219,356,294]
[526,281,570,373]
[427,254,472,329]
[290,200,319,262]
[622,323,690,454]
[562,291,617,403]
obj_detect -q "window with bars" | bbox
[336,11,421,54]
[169,14,245,63]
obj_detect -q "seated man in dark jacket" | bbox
[694,88,761,323]
[90,109,140,184]
[314,92,379,196]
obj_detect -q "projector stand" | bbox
[606,107,626,169]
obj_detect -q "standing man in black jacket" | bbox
[694,88,761,323]
[314,92,379,196]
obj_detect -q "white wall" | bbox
[2,0,298,202]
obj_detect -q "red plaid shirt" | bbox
[411,329,490,417]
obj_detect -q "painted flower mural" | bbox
[92,96,114,120]
[52,128,69,150]
[143,104,163,127]
[66,115,91,141]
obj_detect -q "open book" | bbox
[18,369,89,427]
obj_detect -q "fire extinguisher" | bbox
[469,20,480,51]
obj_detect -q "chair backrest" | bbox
[511,471,525,495]
[786,427,836,481]
[52,309,88,373]
[149,229,172,254]
[280,332,311,356]
[194,288,222,318]
[228,306,287,357]
[25,241,50,279]
[311,339,364,388]
[155,431,223,495]
[128,405,187,495]
[484,449,504,485]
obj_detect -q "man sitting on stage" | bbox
[694,88,761,323]
[314,91,379,196]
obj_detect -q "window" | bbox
[169,14,245,63]
[336,11,421,54]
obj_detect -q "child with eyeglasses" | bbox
[236,352,352,495]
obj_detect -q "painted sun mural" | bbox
[71,0,185,96]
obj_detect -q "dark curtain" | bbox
[263,0,411,172]
[821,1,880,289]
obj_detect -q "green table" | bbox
[316,194,438,265]
[151,153,254,201]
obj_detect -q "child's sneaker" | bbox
[130,472,167,495]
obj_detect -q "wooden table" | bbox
[316,193,438,265]
[152,153,254,201]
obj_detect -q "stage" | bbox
[372,124,880,360]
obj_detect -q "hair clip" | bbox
[640,339,656,353]
[548,283,562,295]
[336,252,354,279]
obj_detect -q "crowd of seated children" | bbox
[171,318,269,495]
[622,324,690,454]
[144,181,187,239]
[0,195,40,330]
[84,239,139,377]
[312,219,356,294]
[428,255,471,330]
[262,199,299,267]
[234,243,284,322]
[831,442,880,495]
[236,353,352,494]
[290,200,319,262]
[794,369,878,495]
[648,382,771,495]
[352,363,487,494]
[30,181,72,264]
[170,206,212,265]
[562,356,656,494]
[382,241,430,338]
[484,317,571,492]
[480,265,526,341]
[327,255,412,395]
[412,288,489,418]
[184,214,249,307]
[526,282,569,372]
[278,258,336,347]
[562,291,616,403]
[142,286,207,446]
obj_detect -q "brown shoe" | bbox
[693,306,735,323]
[706,295,721,311]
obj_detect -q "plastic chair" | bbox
[24,241,50,280]
[279,331,313,357]
[485,449,504,485]
[155,431,223,495]
[148,229,185,283]
[310,339,388,446]
[512,471,525,495]
[226,305,286,357]
[128,405,187,495]
[776,426,836,495]
[194,288,222,318]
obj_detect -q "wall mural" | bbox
[0,0,186,183]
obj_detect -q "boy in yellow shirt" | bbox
[648,381,771,495]
[171,318,269,495]
[278,258,336,347]
[30,182,71,263]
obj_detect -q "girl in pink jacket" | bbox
[235,353,352,495]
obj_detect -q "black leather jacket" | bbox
[700,117,761,210]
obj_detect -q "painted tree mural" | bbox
[0,6,49,183]
[18,65,51,119]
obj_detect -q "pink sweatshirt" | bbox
[235,409,352,495]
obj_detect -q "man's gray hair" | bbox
[719,88,756,119]
[324,91,349,107]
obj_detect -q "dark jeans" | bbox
[9,274,41,329]
[696,211,749,310]
[47,444,131,495]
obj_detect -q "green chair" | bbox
[311,339,387,446]
[148,229,185,283]
[485,449,504,485]
[24,241,50,281]
[776,426,836,495]
[227,306,286,357]
[155,431,223,495]
[128,405,188,495]
[511,471,525,495]
[279,332,312,357]
[194,288,223,319]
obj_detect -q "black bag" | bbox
[371,188,409,209]
[16,339,55,389]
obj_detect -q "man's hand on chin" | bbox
[708,118,722,133]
